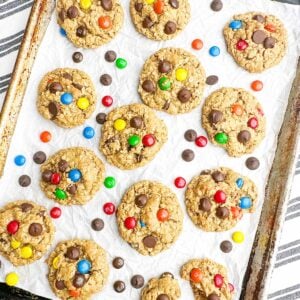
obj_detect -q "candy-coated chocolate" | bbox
[231,103,243,116]
[7,220,19,234]
[54,188,67,200]
[195,136,208,147]
[209,46,220,57]
[77,259,91,274]
[157,208,169,222]
[20,246,33,259]
[80,0,91,9]
[11,239,21,249]
[190,268,202,283]
[104,176,116,188]
[50,207,62,219]
[98,16,112,29]
[174,177,186,188]
[60,28,67,37]
[142,134,155,147]
[51,173,61,185]
[77,97,90,110]
[175,68,188,81]
[236,178,244,188]
[239,196,252,209]
[60,92,73,105]
[191,39,203,50]
[52,256,60,269]
[265,23,276,32]
[116,58,127,69]
[236,39,248,51]
[114,119,126,131]
[102,95,113,107]
[229,20,242,30]
[214,132,228,144]
[214,190,226,204]
[68,169,82,182]
[5,272,19,286]
[14,155,26,166]
[153,0,164,14]
[103,202,116,215]
[251,80,263,91]
[214,274,224,288]
[128,135,141,147]
[124,217,137,229]
[158,76,171,91]
[83,126,95,139]
[40,131,52,143]
[232,231,245,243]
[248,117,259,129]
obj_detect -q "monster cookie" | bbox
[223,12,287,72]
[100,104,168,169]
[139,48,206,114]
[130,0,190,41]
[202,88,266,157]
[185,167,257,232]
[37,68,96,128]
[40,147,105,205]
[116,180,183,255]
[181,259,234,300]
[141,272,181,300]
[0,201,54,266]
[47,240,109,299]
[56,0,124,48]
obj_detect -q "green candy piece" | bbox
[104,176,116,189]
[214,132,228,144]
[158,77,171,91]
[54,188,67,200]
[116,58,127,69]
[128,135,141,147]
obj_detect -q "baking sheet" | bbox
[0,0,300,299]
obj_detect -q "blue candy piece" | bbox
[83,127,95,139]
[14,155,26,166]
[229,20,242,30]
[139,220,146,228]
[209,46,220,57]
[77,259,91,274]
[68,169,82,182]
[239,197,252,209]
[59,27,67,37]
[236,178,244,189]
[60,92,73,105]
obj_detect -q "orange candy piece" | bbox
[192,39,203,50]
[231,206,243,219]
[231,103,244,116]
[40,131,52,143]
[69,290,81,297]
[264,23,276,32]
[251,80,263,91]
[190,268,203,283]
[153,0,164,14]
[98,16,112,29]
[157,208,169,222]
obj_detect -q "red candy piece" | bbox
[153,0,164,14]
[236,39,248,51]
[192,39,203,50]
[142,134,156,147]
[40,131,52,143]
[229,283,235,293]
[247,117,258,129]
[265,23,276,32]
[157,208,169,222]
[103,202,115,215]
[7,220,19,234]
[195,136,208,147]
[51,173,61,185]
[214,274,224,288]
[174,177,186,188]
[231,206,242,219]
[124,217,137,229]
[214,190,226,204]
[190,268,202,283]
[50,207,62,219]
[102,95,113,107]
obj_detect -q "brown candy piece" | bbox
[42,170,52,182]
[199,198,212,212]
[112,257,124,269]
[158,60,172,73]
[67,184,77,195]
[143,16,154,28]
[63,73,73,81]
[264,37,276,49]
[135,194,148,207]
[237,130,251,144]
[49,82,62,94]
[143,235,157,248]
[20,203,33,212]
[55,280,66,290]
[135,2,143,12]
[208,293,220,300]
[96,113,107,124]
[100,74,112,86]
[164,21,177,34]
[48,102,59,118]
[59,9,66,22]
[216,207,229,219]
[245,157,260,170]
[130,116,143,129]
[131,275,144,288]
[114,280,126,293]
[206,75,219,85]
[252,30,267,44]
[105,50,117,62]
[169,0,179,9]
[184,129,197,142]
[33,151,46,164]
[67,6,79,19]
[211,171,225,182]
[76,26,87,37]
[220,240,233,253]
[253,14,265,23]
[142,80,155,93]
[28,223,43,237]
[73,274,86,288]
[72,51,83,63]
[157,295,170,300]
[210,0,223,11]
[209,109,223,124]
[91,218,104,231]
[177,88,191,103]
[18,175,31,187]
[65,246,80,260]
[58,160,68,172]
[101,0,112,11]
[160,272,174,279]
[181,149,195,162]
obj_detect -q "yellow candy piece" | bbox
[80,0,92,9]
[20,246,33,259]
[113,119,126,131]
[52,256,60,269]
[145,0,155,4]
[77,97,90,110]
[6,272,19,286]
[175,68,188,81]
[11,239,21,249]
[232,231,245,244]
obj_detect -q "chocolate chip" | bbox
[42,170,52,182]
[143,235,157,248]
[48,102,59,118]
[72,82,83,90]
[143,16,154,28]
[208,293,220,300]
[199,198,212,212]
[20,203,33,212]
[237,130,251,144]
[142,80,155,93]
[177,88,191,103]
[18,175,31,187]
[264,37,276,49]
[253,14,265,23]
[58,160,68,172]
[184,129,197,142]
[73,274,86,288]
[66,246,80,260]
[181,149,195,162]
[131,275,144,288]
[67,184,77,195]
[211,171,225,182]
[162,101,170,110]
[33,151,46,164]
[72,51,83,63]
[157,295,170,300]
[209,110,223,124]
[76,26,87,37]
[220,240,233,253]
[62,73,73,81]
[67,6,79,19]
[206,75,219,85]
[210,0,223,11]
[252,30,267,44]
[49,82,62,93]
[96,113,107,124]
[160,272,174,279]
[28,223,43,236]
[158,60,172,73]
[245,157,260,170]
[112,257,124,269]
[91,218,104,231]
[164,21,176,34]
[135,2,143,12]
[100,74,112,86]
[58,9,66,22]
[200,169,211,175]
[216,207,229,219]
[169,0,179,9]
[136,154,143,162]
[113,280,126,293]
[105,50,117,62]
[135,194,148,207]
[130,116,143,129]
[55,280,65,290]
[101,0,112,11]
